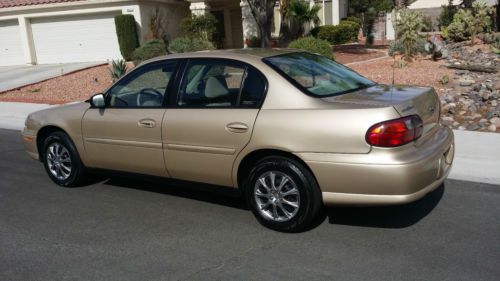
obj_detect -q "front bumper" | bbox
[299,125,454,206]
[22,127,39,160]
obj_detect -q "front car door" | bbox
[163,58,267,186]
[82,60,178,177]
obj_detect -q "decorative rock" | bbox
[488,124,497,132]
[467,124,480,131]
[458,126,467,130]
[490,117,500,127]
[459,80,475,87]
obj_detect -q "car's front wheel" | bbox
[244,156,322,232]
[42,131,86,187]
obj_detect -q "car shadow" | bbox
[101,175,248,210]
[94,173,445,231]
[325,184,445,229]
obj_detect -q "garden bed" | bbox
[0,65,112,104]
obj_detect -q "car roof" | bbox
[146,48,301,64]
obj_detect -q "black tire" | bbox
[244,156,322,232]
[42,131,86,187]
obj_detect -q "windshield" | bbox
[264,52,376,97]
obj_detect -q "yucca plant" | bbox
[396,9,425,61]
[109,59,127,82]
[287,0,321,39]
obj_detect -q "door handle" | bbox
[226,122,249,133]
[138,119,156,128]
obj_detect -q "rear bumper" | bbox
[299,125,454,206]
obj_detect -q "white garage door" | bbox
[0,20,25,66]
[31,13,122,64]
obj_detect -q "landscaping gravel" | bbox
[0,65,113,104]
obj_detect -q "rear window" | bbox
[263,52,375,97]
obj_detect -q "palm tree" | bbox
[287,0,321,39]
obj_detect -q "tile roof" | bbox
[0,0,83,9]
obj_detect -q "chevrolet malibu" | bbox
[22,49,454,232]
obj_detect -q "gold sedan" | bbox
[22,49,454,232]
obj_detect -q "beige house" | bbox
[0,0,348,66]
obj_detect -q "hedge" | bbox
[132,39,167,65]
[288,37,334,60]
[316,20,360,45]
[114,15,140,61]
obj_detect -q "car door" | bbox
[82,60,178,177]
[163,58,267,186]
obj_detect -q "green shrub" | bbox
[114,15,140,61]
[246,35,262,47]
[438,0,457,29]
[288,37,334,60]
[422,15,434,32]
[446,3,493,43]
[309,26,320,37]
[180,14,217,41]
[132,39,167,65]
[109,59,127,82]
[317,21,360,45]
[169,37,215,53]
[388,38,426,56]
[343,16,362,26]
[395,9,425,60]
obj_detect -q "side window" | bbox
[240,68,266,108]
[178,60,245,108]
[107,61,177,108]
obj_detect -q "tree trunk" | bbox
[247,0,276,48]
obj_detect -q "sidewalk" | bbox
[0,101,499,185]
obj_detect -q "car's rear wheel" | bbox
[244,156,322,232]
[42,131,86,187]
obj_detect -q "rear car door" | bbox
[82,60,178,177]
[163,58,267,186]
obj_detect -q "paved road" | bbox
[1,129,499,281]
[0,62,103,92]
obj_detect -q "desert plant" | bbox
[288,36,334,60]
[180,13,217,42]
[148,7,165,40]
[168,37,215,53]
[132,39,167,65]
[438,0,458,29]
[246,35,262,47]
[446,3,493,43]
[286,0,321,39]
[439,74,449,85]
[109,59,127,82]
[394,58,407,68]
[396,9,425,60]
[468,2,493,44]
[422,15,434,32]
[388,38,426,56]
[114,15,140,61]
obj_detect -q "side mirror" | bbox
[90,93,106,108]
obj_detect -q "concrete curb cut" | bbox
[1,101,499,185]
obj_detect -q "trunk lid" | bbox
[322,85,440,143]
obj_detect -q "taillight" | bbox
[366,115,423,147]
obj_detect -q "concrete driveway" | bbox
[0,62,104,92]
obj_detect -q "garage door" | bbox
[0,20,25,66]
[31,13,122,64]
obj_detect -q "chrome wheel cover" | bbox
[46,143,72,181]
[254,171,300,222]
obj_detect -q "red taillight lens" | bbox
[366,115,423,147]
